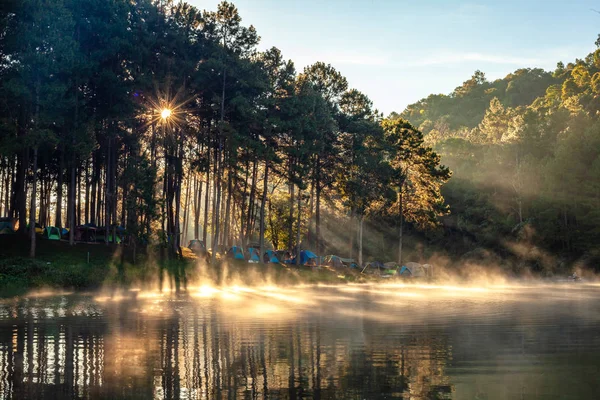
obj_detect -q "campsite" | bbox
[0,223,437,298]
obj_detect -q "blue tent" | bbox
[287,250,318,265]
[399,266,412,275]
[247,247,260,262]
[265,250,280,263]
[228,246,245,260]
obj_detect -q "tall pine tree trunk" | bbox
[288,176,295,253]
[194,174,202,240]
[56,147,64,227]
[316,183,321,255]
[239,157,250,246]
[295,187,301,265]
[182,175,191,245]
[69,162,76,245]
[29,147,38,258]
[210,140,222,264]
[397,189,403,266]
[85,158,90,224]
[104,136,111,245]
[223,171,232,248]
[203,167,210,245]
[358,214,363,267]
[245,160,258,246]
[16,147,28,236]
[259,160,269,265]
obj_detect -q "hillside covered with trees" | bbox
[0,0,449,276]
[395,45,600,273]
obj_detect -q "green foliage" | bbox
[395,41,600,270]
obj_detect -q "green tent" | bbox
[0,218,17,235]
[43,226,61,240]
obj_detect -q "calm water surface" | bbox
[1,283,599,399]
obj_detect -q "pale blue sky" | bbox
[192,0,599,114]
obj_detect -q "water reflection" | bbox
[0,284,599,399]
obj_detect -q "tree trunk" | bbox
[223,171,232,248]
[29,147,38,258]
[245,159,258,246]
[239,157,249,246]
[77,164,82,226]
[203,164,210,245]
[348,209,354,259]
[69,162,76,245]
[54,146,65,229]
[288,178,295,253]
[358,214,363,267]
[295,187,301,265]
[194,174,202,240]
[398,189,403,266]
[16,148,28,236]
[308,177,314,248]
[259,160,269,265]
[210,141,222,264]
[105,136,111,245]
[315,182,321,255]
[182,175,191,245]
[173,154,182,257]
[85,158,90,224]
[90,152,97,225]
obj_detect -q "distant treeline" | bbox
[0,0,448,265]
[396,47,600,271]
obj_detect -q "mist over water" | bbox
[1,283,599,399]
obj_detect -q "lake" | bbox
[0,283,599,399]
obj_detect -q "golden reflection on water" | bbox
[0,283,599,399]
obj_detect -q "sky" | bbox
[191,0,600,115]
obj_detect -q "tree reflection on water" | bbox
[0,292,453,399]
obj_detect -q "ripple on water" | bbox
[0,284,599,399]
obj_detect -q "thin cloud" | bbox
[292,52,390,69]
[401,52,542,67]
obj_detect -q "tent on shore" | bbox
[247,247,260,263]
[324,255,345,268]
[43,226,61,240]
[227,246,245,260]
[399,262,431,278]
[0,218,17,235]
[361,261,386,274]
[75,225,97,242]
[264,250,280,263]
[286,250,318,266]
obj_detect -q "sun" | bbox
[161,108,172,120]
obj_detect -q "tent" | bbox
[0,218,17,234]
[43,226,61,240]
[264,250,280,263]
[399,262,430,278]
[247,247,260,263]
[361,261,385,274]
[228,246,245,260]
[275,250,291,262]
[340,257,358,268]
[27,223,43,235]
[287,250,318,265]
[75,225,96,242]
[96,227,122,243]
[324,255,345,268]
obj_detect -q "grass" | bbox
[0,235,373,298]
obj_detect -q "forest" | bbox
[0,0,449,272]
[398,50,600,273]
[1,0,598,279]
